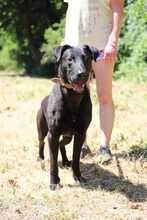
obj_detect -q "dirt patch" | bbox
[0,75,147,220]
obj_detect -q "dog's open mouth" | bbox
[72,82,85,93]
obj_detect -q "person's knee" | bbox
[98,92,113,105]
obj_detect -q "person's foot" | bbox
[96,145,112,164]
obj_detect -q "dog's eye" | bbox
[68,56,75,62]
[82,54,88,61]
[68,58,72,62]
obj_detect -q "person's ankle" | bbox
[100,145,110,150]
[96,145,112,164]
[100,143,110,148]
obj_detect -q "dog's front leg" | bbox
[48,132,60,190]
[72,132,87,184]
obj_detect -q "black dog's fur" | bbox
[36,45,98,190]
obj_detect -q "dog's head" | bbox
[53,45,99,93]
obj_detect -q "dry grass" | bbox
[0,72,147,220]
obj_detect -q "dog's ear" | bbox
[53,45,71,63]
[83,45,100,62]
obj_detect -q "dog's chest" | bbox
[64,90,83,118]
[63,99,82,127]
[46,86,91,135]
[61,115,80,137]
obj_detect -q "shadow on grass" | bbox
[114,144,147,161]
[76,144,147,202]
[75,159,147,203]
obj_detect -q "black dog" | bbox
[36,45,99,190]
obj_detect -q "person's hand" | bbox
[103,41,117,63]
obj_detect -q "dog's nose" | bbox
[77,70,85,78]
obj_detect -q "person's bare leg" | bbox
[92,60,115,163]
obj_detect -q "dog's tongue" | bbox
[73,82,84,93]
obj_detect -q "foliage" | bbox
[0,30,18,71]
[0,0,66,74]
[41,18,65,64]
[115,0,147,81]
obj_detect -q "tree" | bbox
[0,0,66,74]
[116,0,147,81]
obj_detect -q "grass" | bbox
[0,71,147,220]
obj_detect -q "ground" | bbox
[0,72,147,220]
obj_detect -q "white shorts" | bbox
[64,0,113,50]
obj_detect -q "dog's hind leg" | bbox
[60,135,72,168]
[81,135,91,159]
[36,108,48,160]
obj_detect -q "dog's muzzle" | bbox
[72,82,85,93]
[51,78,86,93]
[70,71,89,93]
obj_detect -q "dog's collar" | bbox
[51,78,74,89]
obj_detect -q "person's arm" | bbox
[109,0,124,46]
[104,0,124,61]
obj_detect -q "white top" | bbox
[64,0,113,50]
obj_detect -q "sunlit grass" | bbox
[0,72,147,220]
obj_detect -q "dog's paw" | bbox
[62,160,72,168]
[37,156,44,161]
[73,175,87,185]
[37,153,45,162]
[50,175,60,190]
[37,157,46,170]
[49,183,62,191]
[80,145,91,159]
